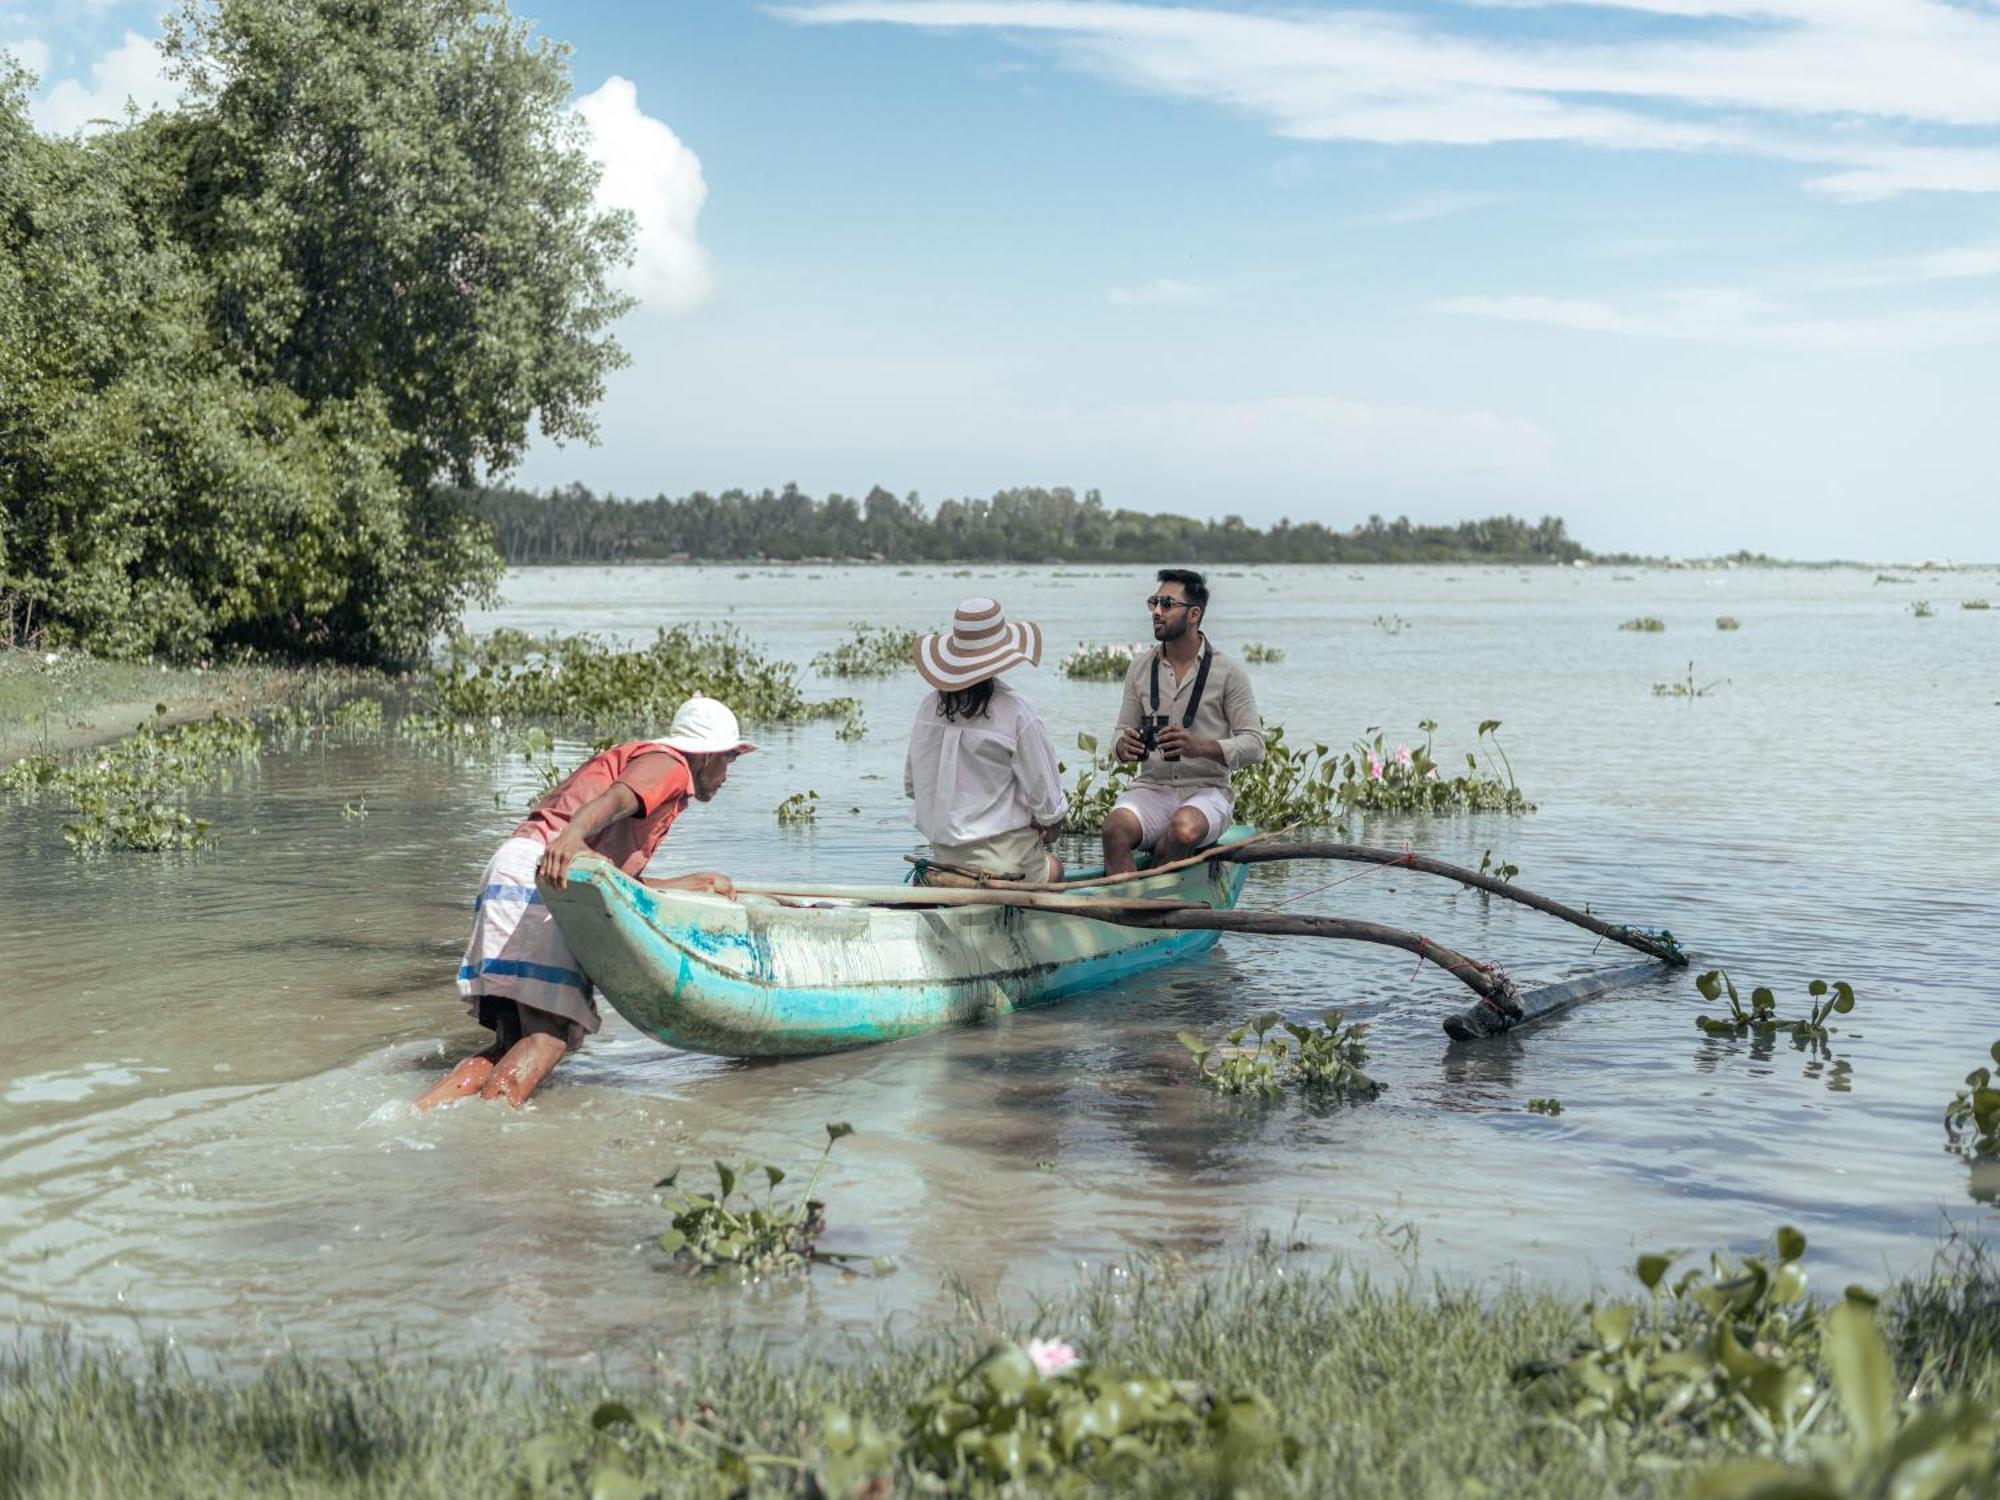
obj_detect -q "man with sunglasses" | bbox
[1102,568,1265,875]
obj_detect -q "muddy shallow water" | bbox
[4,562,1996,1368]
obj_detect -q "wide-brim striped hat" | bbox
[913,597,1043,692]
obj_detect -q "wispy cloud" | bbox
[782,1,2000,198]
[1349,189,1518,228]
[1433,289,2000,352]
[1106,276,1206,306]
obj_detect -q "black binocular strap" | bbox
[1149,642,1214,727]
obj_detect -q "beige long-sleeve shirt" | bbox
[1113,637,1265,791]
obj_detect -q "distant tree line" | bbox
[472,483,1590,566]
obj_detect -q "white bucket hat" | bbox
[657,695,756,756]
[913,598,1043,692]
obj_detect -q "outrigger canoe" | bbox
[540,826,1256,1057]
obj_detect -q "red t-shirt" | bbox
[513,742,692,878]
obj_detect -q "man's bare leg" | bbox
[1149,806,1211,866]
[480,1033,568,1108]
[1102,808,1145,877]
[412,997,520,1113]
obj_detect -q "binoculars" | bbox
[1135,713,1178,762]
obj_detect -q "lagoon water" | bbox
[4,562,1997,1369]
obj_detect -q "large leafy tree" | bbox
[1,1,634,664]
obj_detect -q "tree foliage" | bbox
[474,481,1590,566]
[1,0,632,665]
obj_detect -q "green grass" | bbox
[0,649,299,757]
[4,1241,1993,1498]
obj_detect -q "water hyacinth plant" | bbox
[1514,1226,1839,1450]
[1063,718,1532,830]
[1694,971,1856,1041]
[1964,599,1993,611]
[1619,617,1667,632]
[654,1122,853,1279]
[1715,616,1741,631]
[774,790,819,824]
[1654,662,1727,699]
[1061,641,1146,681]
[1178,1010,1382,1099]
[1911,601,1936,619]
[417,626,854,738]
[1944,1042,2000,1161]
[810,624,921,677]
[3,708,262,851]
[1240,641,1285,663]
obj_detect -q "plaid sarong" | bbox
[456,836,598,1046]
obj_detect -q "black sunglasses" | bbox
[1145,596,1193,612]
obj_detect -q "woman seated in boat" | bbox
[905,598,1068,883]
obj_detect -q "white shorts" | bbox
[1110,783,1233,851]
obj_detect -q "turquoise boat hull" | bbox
[541,827,1255,1057]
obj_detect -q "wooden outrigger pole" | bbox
[908,835,1687,1039]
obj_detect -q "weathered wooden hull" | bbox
[542,830,1253,1057]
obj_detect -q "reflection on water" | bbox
[3,563,1996,1366]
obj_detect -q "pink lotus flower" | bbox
[1026,1337,1080,1376]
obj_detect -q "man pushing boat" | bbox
[1103,568,1265,876]
[414,695,753,1111]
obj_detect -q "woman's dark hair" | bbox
[937,678,995,721]
[1156,567,1209,612]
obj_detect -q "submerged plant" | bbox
[1944,1042,2000,1161]
[655,1122,853,1279]
[1178,1010,1381,1099]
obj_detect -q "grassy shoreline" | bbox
[3,1240,1993,1498]
[0,649,315,760]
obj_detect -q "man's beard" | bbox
[1153,614,1190,642]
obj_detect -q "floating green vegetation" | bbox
[330,695,386,732]
[418,627,854,738]
[1374,613,1411,635]
[1654,662,1728,699]
[1944,1042,2000,1161]
[810,624,920,678]
[1963,599,1992,611]
[655,1123,853,1280]
[1874,573,1913,585]
[1478,848,1521,883]
[1064,718,1531,830]
[1912,601,1936,619]
[3,709,262,851]
[1178,1009,1382,1100]
[1527,1098,1564,1116]
[1061,641,1144,681]
[1619,617,1667,632]
[1694,971,1856,1041]
[1716,616,1742,631]
[1240,641,1285,663]
[775,790,819,825]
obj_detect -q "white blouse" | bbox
[904,681,1069,847]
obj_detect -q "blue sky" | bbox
[10,1,2000,558]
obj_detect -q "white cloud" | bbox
[28,31,177,135]
[1,38,51,82]
[572,75,712,315]
[784,1,2000,197]
[1349,189,1518,228]
[1433,290,2000,352]
[1106,276,1205,305]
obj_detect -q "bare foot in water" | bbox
[480,1033,567,1108]
[412,1055,496,1113]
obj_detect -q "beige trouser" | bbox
[925,824,1057,881]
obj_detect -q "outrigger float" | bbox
[541,826,1687,1059]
